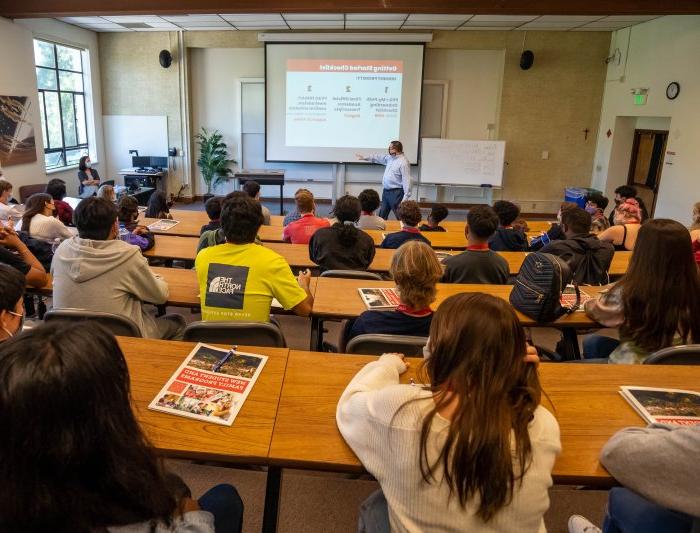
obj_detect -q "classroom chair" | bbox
[18,183,47,203]
[346,334,428,357]
[183,320,287,348]
[44,308,142,337]
[320,270,383,281]
[644,345,700,365]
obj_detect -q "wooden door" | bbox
[628,129,668,217]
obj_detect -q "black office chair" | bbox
[644,345,700,365]
[320,270,383,280]
[345,334,428,356]
[44,308,142,337]
[101,179,115,187]
[183,320,287,348]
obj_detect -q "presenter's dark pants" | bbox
[379,188,404,220]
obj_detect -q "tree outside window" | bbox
[34,39,89,170]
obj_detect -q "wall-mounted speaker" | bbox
[520,50,534,70]
[159,50,173,69]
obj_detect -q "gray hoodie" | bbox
[51,237,169,338]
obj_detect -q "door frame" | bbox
[627,128,668,217]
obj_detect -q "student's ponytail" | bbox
[332,195,362,247]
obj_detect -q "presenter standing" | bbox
[356,140,412,220]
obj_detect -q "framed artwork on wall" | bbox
[0,95,37,167]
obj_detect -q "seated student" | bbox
[540,207,614,285]
[585,192,611,234]
[690,201,700,231]
[569,424,700,533]
[419,204,449,232]
[283,188,311,227]
[380,201,431,249]
[0,264,25,342]
[0,225,48,288]
[0,322,244,532]
[198,192,262,253]
[337,292,559,532]
[597,198,642,251]
[309,194,376,272]
[242,180,271,225]
[358,189,386,231]
[117,195,155,251]
[145,190,173,219]
[608,185,648,225]
[200,196,222,235]
[195,194,313,321]
[96,184,116,202]
[488,200,529,252]
[45,178,73,226]
[52,197,185,339]
[282,189,329,244]
[16,193,74,243]
[343,241,441,347]
[0,179,22,222]
[529,202,579,251]
[583,219,700,362]
[512,217,530,233]
[442,205,509,284]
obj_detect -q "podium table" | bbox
[235,170,285,215]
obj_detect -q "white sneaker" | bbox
[568,514,602,533]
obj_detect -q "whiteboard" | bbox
[103,115,168,183]
[420,138,505,187]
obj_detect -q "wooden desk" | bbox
[270,352,700,484]
[119,336,289,464]
[142,209,208,237]
[144,235,199,261]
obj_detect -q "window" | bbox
[34,39,89,171]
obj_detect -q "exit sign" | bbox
[634,94,647,105]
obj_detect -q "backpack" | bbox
[510,252,580,322]
[17,231,54,272]
[571,247,610,286]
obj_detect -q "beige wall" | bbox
[99,32,184,193]
[100,29,609,210]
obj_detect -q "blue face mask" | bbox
[585,205,598,215]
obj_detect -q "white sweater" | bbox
[16,213,74,242]
[336,354,561,533]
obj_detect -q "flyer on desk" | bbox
[148,343,268,426]
[358,287,401,310]
[148,219,180,231]
[620,386,700,426]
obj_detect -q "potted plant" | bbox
[194,128,235,200]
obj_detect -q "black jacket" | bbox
[488,227,529,252]
[540,233,615,285]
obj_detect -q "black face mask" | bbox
[614,198,622,206]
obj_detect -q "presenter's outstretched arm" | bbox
[355,153,369,161]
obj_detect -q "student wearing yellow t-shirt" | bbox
[195,195,313,322]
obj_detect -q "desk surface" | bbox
[311,277,605,327]
[118,336,288,464]
[270,351,700,484]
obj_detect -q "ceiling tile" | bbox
[458,26,514,30]
[161,15,223,23]
[286,21,344,28]
[581,20,635,28]
[82,22,129,29]
[469,15,538,22]
[406,14,471,22]
[571,27,616,32]
[221,14,284,22]
[602,15,658,21]
[517,21,583,29]
[178,20,231,27]
[183,26,237,31]
[345,21,404,28]
[59,16,106,23]
[345,14,407,20]
[283,13,344,20]
[463,20,524,27]
[535,15,603,22]
[102,15,164,23]
[233,22,288,28]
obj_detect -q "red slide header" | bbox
[287,59,403,74]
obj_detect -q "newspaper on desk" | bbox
[148,219,180,231]
[620,386,700,426]
[148,343,267,426]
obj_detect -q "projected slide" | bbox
[285,59,403,148]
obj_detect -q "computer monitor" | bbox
[132,156,151,169]
[150,156,168,169]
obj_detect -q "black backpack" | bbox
[18,231,54,272]
[510,252,580,322]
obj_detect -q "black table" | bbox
[235,170,285,215]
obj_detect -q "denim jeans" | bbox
[378,188,404,220]
[603,487,694,533]
[358,489,390,533]
[198,483,244,533]
[582,334,620,359]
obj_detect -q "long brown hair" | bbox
[390,241,442,309]
[20,193,52,233]
[417,293,541,521]
[618,219,700,353]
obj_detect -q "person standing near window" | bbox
[77,155,100,198]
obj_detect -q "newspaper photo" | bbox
[560,285,592,312]
[620,386,700,426]
[358,287,401,310]
[149,343,267,426]
[148,219,180,231]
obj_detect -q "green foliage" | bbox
[194,128,236,194]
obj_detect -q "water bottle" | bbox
[118,224,130,242]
